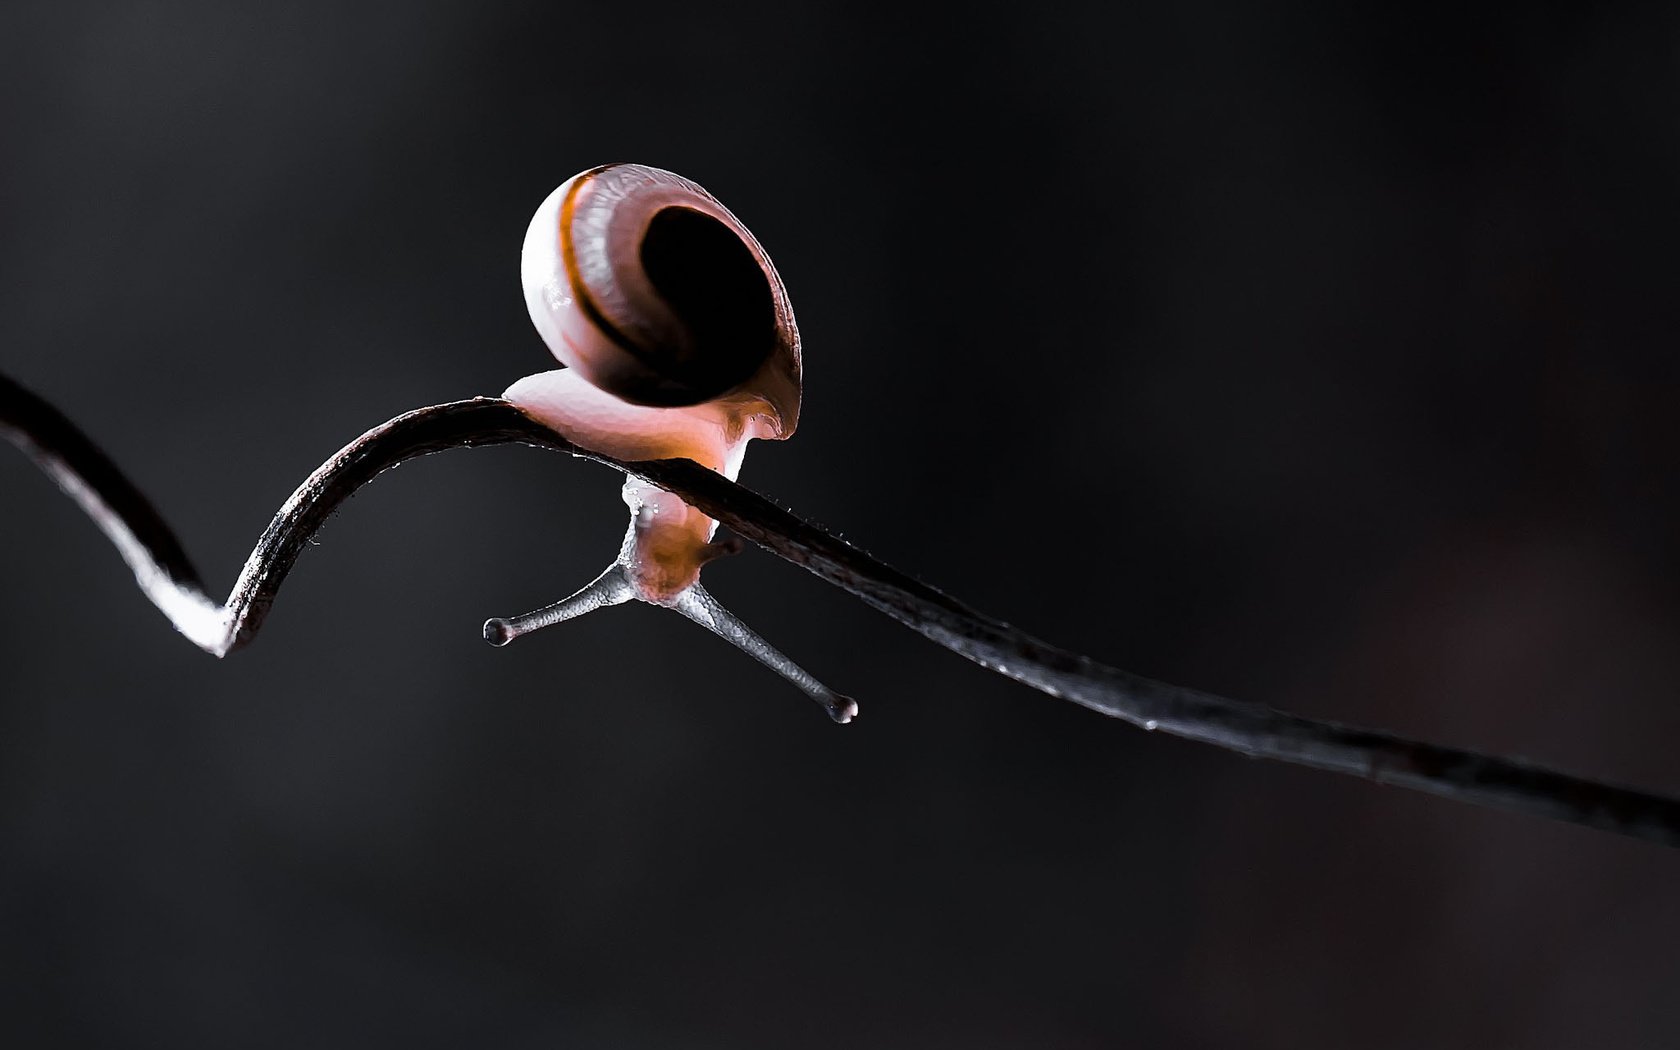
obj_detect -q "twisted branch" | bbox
[4,371,1678,848]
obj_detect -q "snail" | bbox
[483,163,856,723]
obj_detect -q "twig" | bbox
[4,371,1679,848]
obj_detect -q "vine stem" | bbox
[4,371,1678,848]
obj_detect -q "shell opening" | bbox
[638,205,778,404]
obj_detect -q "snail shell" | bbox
[517,163,800,433]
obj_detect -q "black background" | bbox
[4,1,1679,1046]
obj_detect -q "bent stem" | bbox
[4,372,1680,847]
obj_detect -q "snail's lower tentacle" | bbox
[667,584,857,724]
[482,563,635,646]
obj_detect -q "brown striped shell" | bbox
[519,163,801,437]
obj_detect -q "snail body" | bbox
[504,366,747,601]
[488,164,853,721]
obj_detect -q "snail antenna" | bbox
[668,585,858,724]
[483,562,634,646]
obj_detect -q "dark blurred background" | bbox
[3,1,1679,1046]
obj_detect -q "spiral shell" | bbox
[519,163,801,433]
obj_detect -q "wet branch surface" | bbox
[5,371,1679,848]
